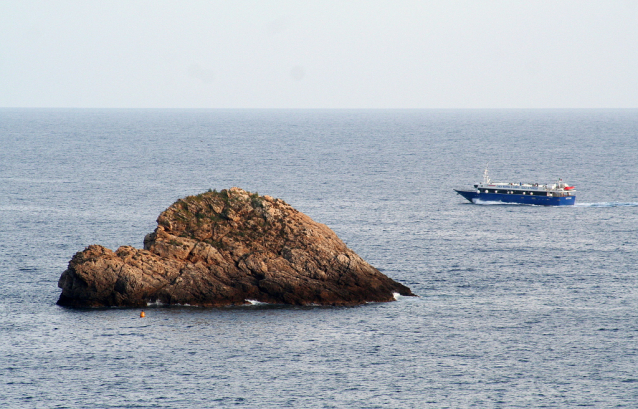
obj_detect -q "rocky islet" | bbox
[57,187,414,307]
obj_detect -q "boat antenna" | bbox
[483,163,491,184]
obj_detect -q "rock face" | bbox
[57,188,414,307]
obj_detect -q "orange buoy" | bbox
[140,310,146,318]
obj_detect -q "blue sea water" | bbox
[1,109,637,408]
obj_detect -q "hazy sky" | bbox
[2,0,637,108]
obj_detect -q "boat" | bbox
[454,165,576,206]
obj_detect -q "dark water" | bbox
[1,109,637,408]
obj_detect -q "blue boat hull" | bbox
[454,190,576,206]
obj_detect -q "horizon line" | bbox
[2,107,638,110]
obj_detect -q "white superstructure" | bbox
[473,165,576,198]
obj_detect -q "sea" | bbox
[1,109,637,408]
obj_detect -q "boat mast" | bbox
[483,163,491,184]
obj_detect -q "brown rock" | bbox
[57,188,414,307]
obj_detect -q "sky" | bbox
[1,0,637,109]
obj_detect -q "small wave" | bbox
[146,300,168,307]
[575,202,638,208]
[145,300,194,307]
[145,299,277,308]
[245,299,269,306]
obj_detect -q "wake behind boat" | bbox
[454,166,576,206]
